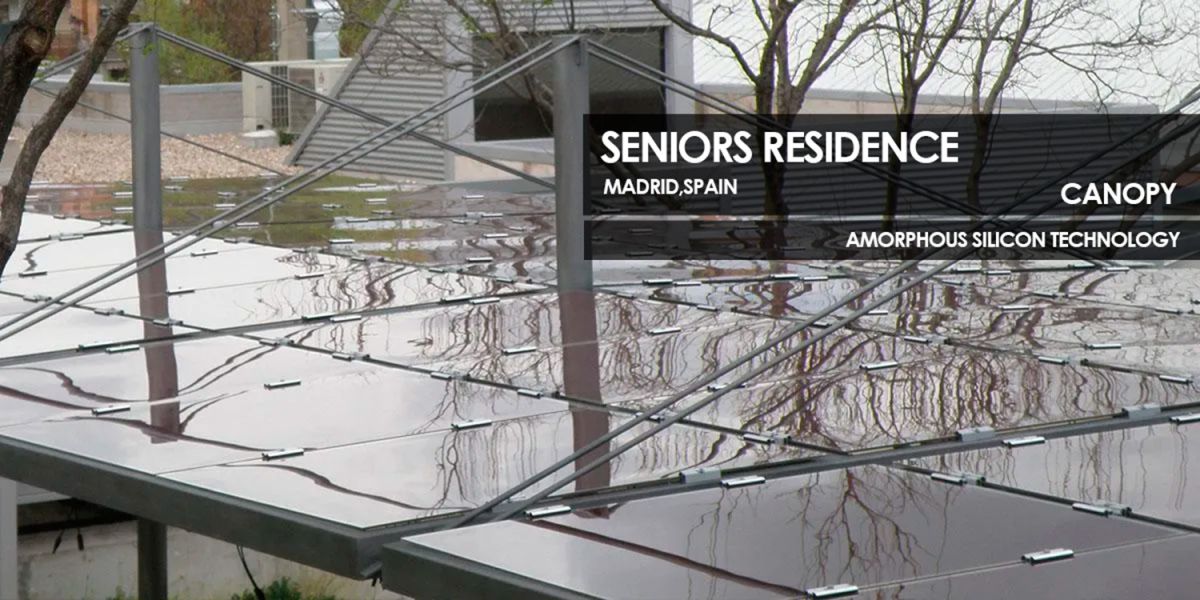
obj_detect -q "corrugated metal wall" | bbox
[290,0,673,181]
[289,0,447,181]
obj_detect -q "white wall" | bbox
[17,522,405,600]
[18,80,243,135]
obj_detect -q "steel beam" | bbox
[138,520,168,600]
[552,37,592,292]
[0,478,16,600]
[130,25,169,599]
[129,23,163,232]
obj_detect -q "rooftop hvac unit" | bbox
[269,65,290,131]
[243,59,350,134]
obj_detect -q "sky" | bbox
[689,0,1200,110]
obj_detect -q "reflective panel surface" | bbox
[16,214,129,241]
[868,534,1200,599]
[0,307,197,360]
[255,292,757,370]
[914,421,1200,529]
[0,336,374,424]
[0,244,353,304]
[626,348,1195,450]
[391,466,1173,598]
[88,263,537,330]
[166,414,815,529]
[0,363,567,474]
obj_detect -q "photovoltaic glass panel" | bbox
[165,413,817,529]
[913,421,1200,530]
[0,363,570,475]
[387,466,1175,598]
[623,348,1195,451]
[0,336,377,426]
[868,534,1200,599]
[0,243,353,304]
[16,214,129,241]
[82,263,539,331]
[249,293,758,370]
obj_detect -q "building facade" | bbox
[288,0,693,182]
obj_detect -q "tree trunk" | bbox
[0,0,71,165]
[0,0,140,277]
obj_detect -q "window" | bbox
[473,28,666,141]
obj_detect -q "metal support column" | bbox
[130,23,169,600]
[0,478,16,600]
[130,23,163,232]
[137,520,168,600]
[553,37,592,292]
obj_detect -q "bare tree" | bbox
[947,0,1184,206]
[644,0,892,256]
[649,0,891,117]
[872,0,973,229]
[0,0,140,277]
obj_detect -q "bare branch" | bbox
[0,0,140,276]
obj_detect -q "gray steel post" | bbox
[131,24,169,600]
[130,24,163,232]
[138,519,168,600]
[0,478,15,600]
[553,37,592,291]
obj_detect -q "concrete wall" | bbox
[17,78,243,135]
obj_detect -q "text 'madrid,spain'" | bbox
[585,114,1199,261]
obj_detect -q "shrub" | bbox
[229,577,338,600]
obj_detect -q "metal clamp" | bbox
[1003,435,1046,448]
[680,467,722,485]
[1120,404,1161,420]
[92,405,132,416]
[451,419,493,431]
[525,505,571,519]
[957,426,996,442]
[805,584,859,599]
[264,379,301,390]
[860,360,900,372]
[720,475,766,489]
[262,448,304,461]
[1021,548,1074,564]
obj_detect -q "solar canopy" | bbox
[3,185,1200,594]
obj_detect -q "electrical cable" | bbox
[237,545,266,600]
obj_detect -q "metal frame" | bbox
[384,539,597,600]
[552,36,592,292]
[156,28,553,190]
[0,31,577,597]
[0,434,428,578]
[130,24,163,233]
[3,25,1199,600]
[0,478,14,600]
[379,398,1200,599]
[376,396,1200,597]
[0,33,579,347]
[449,42,1200,528]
